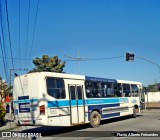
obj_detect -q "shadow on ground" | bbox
[21,115,143,137]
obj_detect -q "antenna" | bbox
[65,50,89,73]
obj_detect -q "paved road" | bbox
[1,109,160,140]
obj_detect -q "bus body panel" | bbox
[13,72,86,126]
[13,72,143,127]
[13,73,49,125]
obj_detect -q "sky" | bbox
[0,0,160,86]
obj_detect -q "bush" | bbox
[0,102,6,121]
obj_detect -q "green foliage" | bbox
[0,80,10,121]
[0,82,12,100]
[0,102,6,121]
[29,55,65,73]
[0,77,11,122]
[145,83,160,92]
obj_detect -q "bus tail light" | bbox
[40,105,45,115]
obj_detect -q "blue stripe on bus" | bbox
[78,100,84,105]
[14,98,129,108]
[88,110,120,121]
[102,112,120,118]
[48,100,85,107]
[88,103,120,111]
[48,98,121,108]
[87,98,129,104]
[86,98,120,105]
[71,100,85,106]
[48,100,70,107]
[119,98,129,103]
[71,100,77,106]
[14,99,39,103]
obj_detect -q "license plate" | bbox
[23,120,31,124]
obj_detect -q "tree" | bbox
[146,83,160,92]
[0,81,12,102]
[0,78,11,123]
[29,55,65,73]
[0,102,6,123]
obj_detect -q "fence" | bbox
[145,92,160,103]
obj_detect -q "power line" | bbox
[0,56,32,61]
[5,0,14,70]
[28,0,40,67]
[64,56,124,61]
[0,36,8,80]
[1,55,125,62]
[18,0,21,68]
[65,54,124,74]
[24,0,31,66]
[0,0,9,81]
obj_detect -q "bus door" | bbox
[140,91,146,111]
[69,85,85,125]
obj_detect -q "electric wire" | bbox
[64,56,124,61]
[0,1,9,81]
[0,56,125,62]
[24,0,31,66]
[11,1,38,135]
[4,4,20,132]
[0,36,8,80]
[5,0,14,70]
[18,0,21,68]
[0,56,32,61]
[28,0,40,67]
[4,1,18,133]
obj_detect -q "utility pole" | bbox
[9,68,27,121]
[65,51,88,73]
[10,68,28,86]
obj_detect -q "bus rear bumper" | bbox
[15,118,46,126]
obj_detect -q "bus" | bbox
[13,72,144,128]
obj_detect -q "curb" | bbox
[146,107,160,109]
[0,121,17,131]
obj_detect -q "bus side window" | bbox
[122,84,131,97]
[85,81,117,98]
[131,84,139,97]
[46,78,66,99]
[85,81,102,98]
[70,86,76,100]
[85,81,93,98]
[114,84,122,97]
[106,83,115,97]
[101,83,107,97]
[101,82,115,98]
[77,86,83,99]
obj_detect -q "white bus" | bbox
[13,72,144,127]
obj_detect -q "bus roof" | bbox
[117,79,142,85]
[14,72,141,85]
[15,72,85,80]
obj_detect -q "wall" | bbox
[145,92,160,102]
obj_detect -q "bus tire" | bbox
[90,111,101,128]
[132,107,137,118]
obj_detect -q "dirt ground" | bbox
[146,102,160,107]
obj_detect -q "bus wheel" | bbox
[90,111,101,128]
[132,107,137,118]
